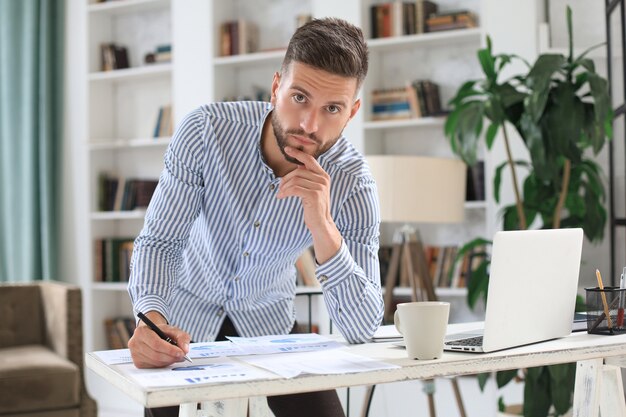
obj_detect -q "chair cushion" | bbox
[0,345,79,414]
[0,286,43,348]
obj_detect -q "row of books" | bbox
[94,237,134,283]
[379,244,486,289]
[97,175,159,212]
[153,105,173,138]
[371,80,443,121]
[104,317,136,349]
[370,0,438,38]
[144,44,172,65]
[219,20,259,56]
[100,43,129,72]
[426,9,478,32]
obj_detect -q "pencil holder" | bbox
[584,287,626,335]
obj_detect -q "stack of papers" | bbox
[93,333,400,388]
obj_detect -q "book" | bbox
[416,0,439,33]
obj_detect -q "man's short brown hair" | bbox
[281,17,369,90]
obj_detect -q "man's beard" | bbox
[271,112,339,165]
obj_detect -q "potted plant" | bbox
[444,6,612,417]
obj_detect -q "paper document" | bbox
[226,333,344,354]
[188,341,246,358]
[94,349,133,365]
[239,349,400,378]
[372,325,402,342]
[118,356,278,387]
[93,333,343,365]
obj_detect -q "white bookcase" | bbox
[73,1,551,415]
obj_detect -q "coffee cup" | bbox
[394,301,450,360]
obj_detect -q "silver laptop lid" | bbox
[482,228,583,352]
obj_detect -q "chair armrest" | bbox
[39,281,83,367]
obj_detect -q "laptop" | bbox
[444,228,583,353]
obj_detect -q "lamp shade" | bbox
[367,155,467,224]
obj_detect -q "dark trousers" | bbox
[145,317,345,417]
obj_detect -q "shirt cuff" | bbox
[132,295,171,324]
[315,240,354,290]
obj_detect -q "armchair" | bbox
[0,281,97,417]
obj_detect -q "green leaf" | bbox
[477,372,490,391]
[525,54,566,122]
[485,122,499,149]
[478,47,497,81]
[523,367,552,417]
[548,363,576,415]
[496,369,518,388]
[467,258,490,309]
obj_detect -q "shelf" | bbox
[88,0,170,16]
[89,63,172,83]
[92,282,130,291]
[91,210,147,220]
[464,201,487,210]
[89,136,171,151]
[363,117,445,130]
[213,49,286,68]
[367,28,482,53]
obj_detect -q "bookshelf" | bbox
[74,0,547,415]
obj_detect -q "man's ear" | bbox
[270,71,281,105]
[349,98,361,120]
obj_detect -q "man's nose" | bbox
[300,110,319,134]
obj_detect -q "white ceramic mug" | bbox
[394,301,450,360]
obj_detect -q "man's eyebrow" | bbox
[290,84,348,108]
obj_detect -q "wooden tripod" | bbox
[362,227,467,417]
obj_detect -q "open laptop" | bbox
[444,228,583,353]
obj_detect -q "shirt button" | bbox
[243,251,249,257]
[319,275,328,283]
[217,308,224,317]
[269,184,275,191]
[254,221,260,228]
[233,276,240,282]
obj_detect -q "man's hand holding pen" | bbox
[128,311,192,368]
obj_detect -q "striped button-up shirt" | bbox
[129,101,383,343]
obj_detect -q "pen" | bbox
[595,269,613,330]
[137,312,192,363]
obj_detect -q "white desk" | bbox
[85,323,626,417]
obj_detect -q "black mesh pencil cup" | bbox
[584,287,626,335]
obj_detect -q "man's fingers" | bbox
[128,325,189,368]
[284,146,321,171]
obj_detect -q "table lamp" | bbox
[366,155,466,321]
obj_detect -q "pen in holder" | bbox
[584,287,626,335]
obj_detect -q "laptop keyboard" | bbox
[445,336,484,346]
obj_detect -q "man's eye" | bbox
[293,94,306,103]
[327,105,340,114]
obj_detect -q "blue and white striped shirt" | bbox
[129,101,383,343]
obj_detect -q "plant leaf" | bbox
[496,369,518,388]
[523,367,552,417]
[477,372,490,391]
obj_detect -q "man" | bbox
[128,17,383,417]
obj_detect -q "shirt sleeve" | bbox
[316,175,384,343]
[128,108,208,321]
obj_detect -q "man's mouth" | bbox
[290,134,316,146]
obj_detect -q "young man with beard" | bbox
[128,17,383,417]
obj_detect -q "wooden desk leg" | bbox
[599,365,626,417]
[248,396,274,417]
[572,359,602,417]
[179,403,198,417]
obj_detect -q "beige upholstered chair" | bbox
[0,281,97,417]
